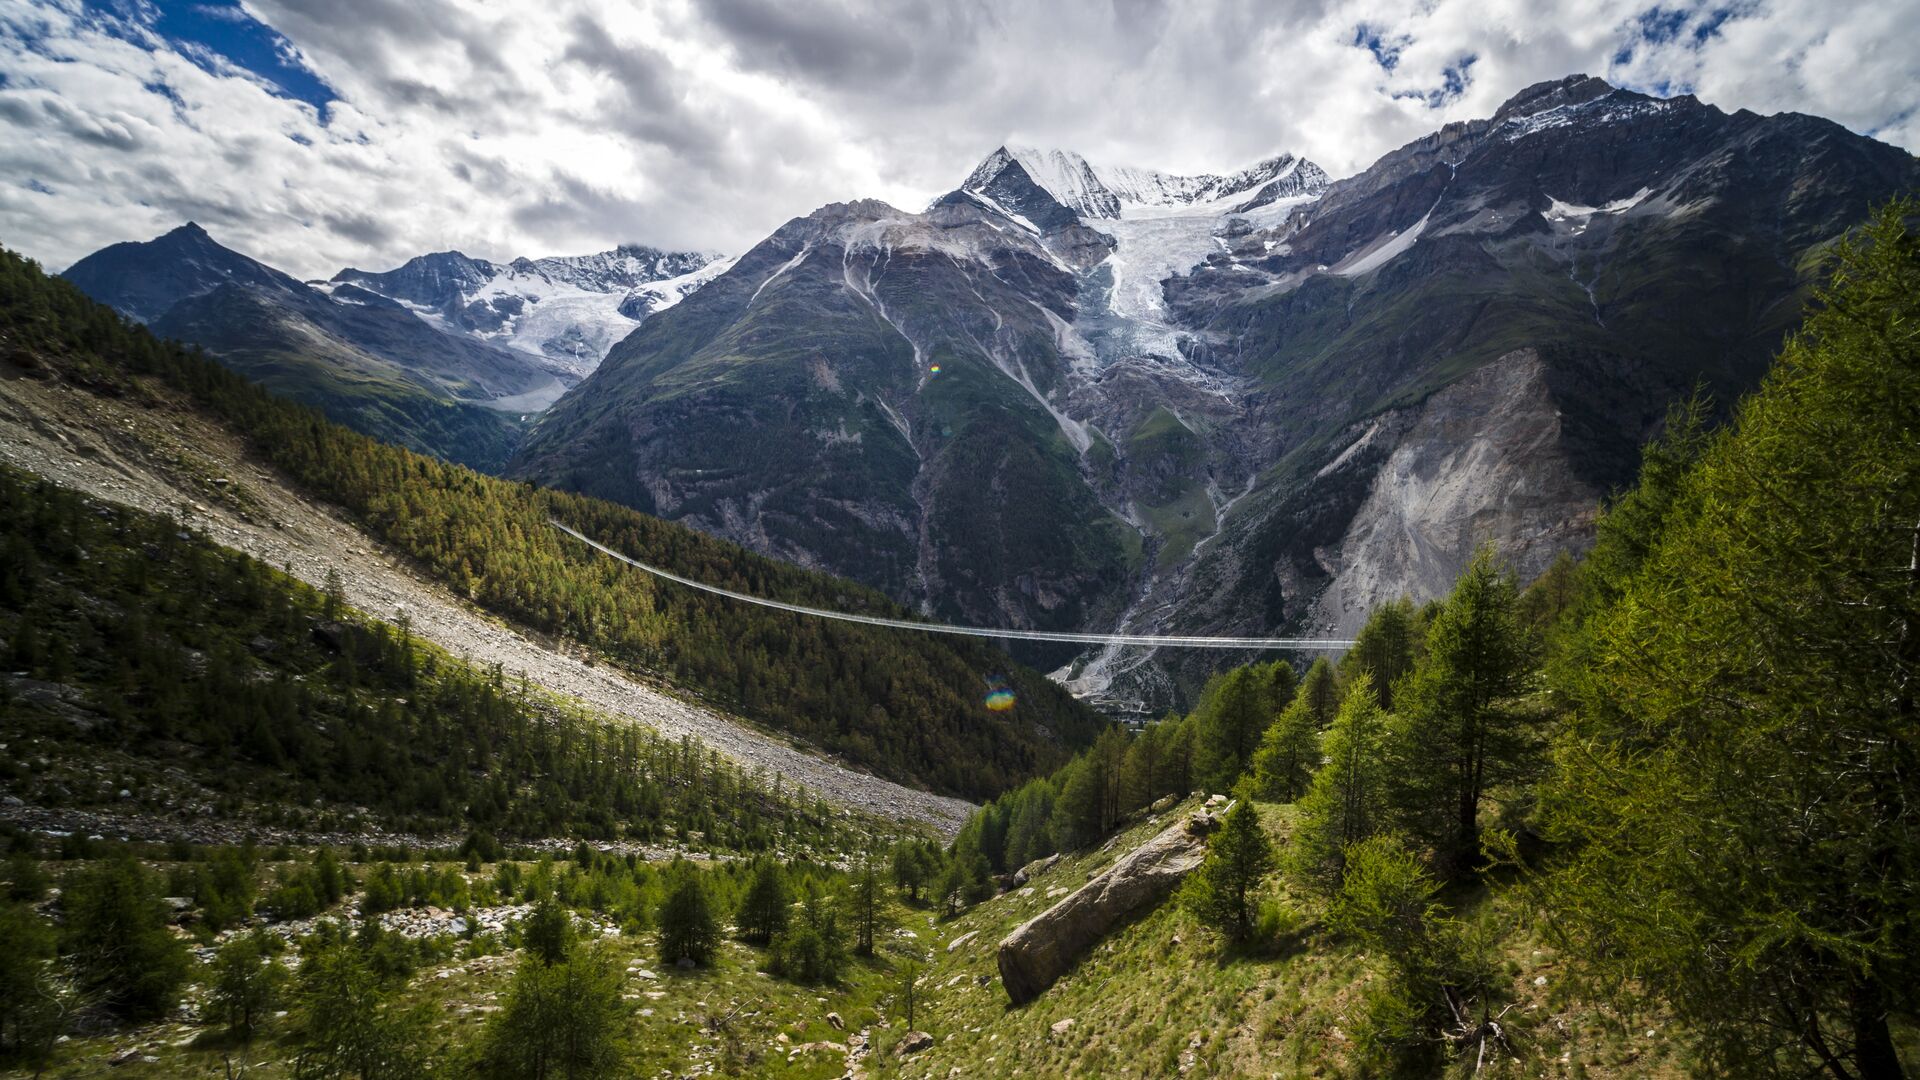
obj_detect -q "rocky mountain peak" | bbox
[1491,73,1619,124]
[960,144,1329,223]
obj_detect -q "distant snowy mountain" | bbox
[962,146,1330,222]
[334,244,726,375]
[59,223,571,470]
[510,75,1920,722]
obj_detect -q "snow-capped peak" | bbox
[964,145,1330,222]
[333,243,725,375]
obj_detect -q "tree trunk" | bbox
[1850,977,1906,1080]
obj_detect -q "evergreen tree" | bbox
[735,858,792,947]
[1294,658,1341,729]
[1248,692,1321,802]
[1339,599,1419,710]
[1539,203,1920,1079]
[1118,721,1169,811]
[656,863,719,968]
[850,857,883,957]
[769,883,847,985]
[1390,547,1533,877]
[61,854,191,1020]
[1050,754,1108,851]
[292,944,435,1079]
[1290,674,1392,893]
[1192,665,1284,793]
[891,839,941,903]
[0,902,65,1069]
[1000,783,1056,870]
[521,897,575,966]
[1182,800,1274,943]
[209,931,288,1043]
[1327,834,1498,1072]
[477,945,626,1080]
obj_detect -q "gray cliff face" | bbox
[1309,349,1600,638]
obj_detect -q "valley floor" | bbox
[0,369,973,832]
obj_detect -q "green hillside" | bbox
[0,246,1108,801]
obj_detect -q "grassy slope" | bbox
[859,799,1692,1080]
[11,803,1698,1080]
[0,467,886,856]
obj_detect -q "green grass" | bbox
[12,801,1714,1079]
[1138,482,1217,569]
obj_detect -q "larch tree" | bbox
[1289,673,1393,893]
[1389,547,1533,878]
[1539,202,1920,1080]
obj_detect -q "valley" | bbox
[2,1,1916,1070]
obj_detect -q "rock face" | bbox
[998,809,1221,1005]
[1310,349,1601,636]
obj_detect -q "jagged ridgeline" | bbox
[0,248,1107,800]
[0,466,867,851]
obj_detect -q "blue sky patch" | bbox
[1392,54,1477,109]
[1351,22,1409,72]
[87,0,335,114]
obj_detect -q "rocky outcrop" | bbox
[997,808,1221,1004]
[1311,349,1601,636]
[1012,853,1061,887]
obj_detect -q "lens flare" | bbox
[929,364,942,374]
[984,688,1016,711]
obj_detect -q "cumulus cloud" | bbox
[0,0,1914,279]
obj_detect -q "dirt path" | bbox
[0,370,974,833]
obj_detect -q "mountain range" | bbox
[60,225,716,471]
[508,74,1919,713]
[58,73,1920,716]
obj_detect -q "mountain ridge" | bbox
[508,73,1920,716]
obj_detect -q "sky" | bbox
[1,0,1915,280]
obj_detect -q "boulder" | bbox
[997,810,1220,1004]
[895,1030,934,1056]
[1011,852,1061,887]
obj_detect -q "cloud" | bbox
[0,0,1914,280]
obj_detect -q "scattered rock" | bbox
[1051,1018,1076,1036]
[826,1011,844,1031]
[895,1031,934,1057]
[945,930,978,953]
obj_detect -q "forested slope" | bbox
[0,248,1107,800]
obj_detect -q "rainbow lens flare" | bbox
[984,688,1016,711]
[929,364,942,374]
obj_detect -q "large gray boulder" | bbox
[997,808,1221,1004]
